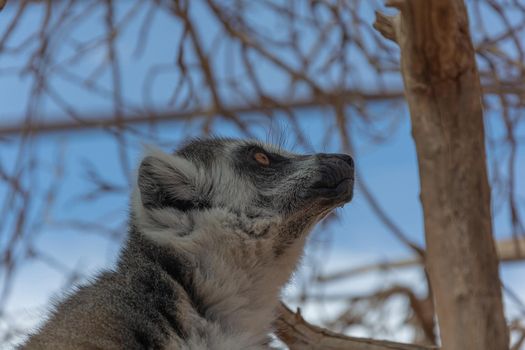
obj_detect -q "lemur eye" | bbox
[254,152,270,166]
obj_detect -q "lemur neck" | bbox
[122,222,302,344]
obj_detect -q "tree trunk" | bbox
[373,1,509,350]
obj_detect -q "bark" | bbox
[373,1,509,350]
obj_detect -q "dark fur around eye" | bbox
[247,146,287,166]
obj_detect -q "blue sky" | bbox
[1,0,524,345]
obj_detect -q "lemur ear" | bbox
[137,154,202,212]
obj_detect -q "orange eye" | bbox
[254,152,270,166]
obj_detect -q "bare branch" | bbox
[275,303,437,350]
[319,237,525,283]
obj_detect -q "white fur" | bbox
[142,208,309,349]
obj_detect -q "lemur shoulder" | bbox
[22,138,354,350]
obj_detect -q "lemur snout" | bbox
[309,153,354,203]
[317,153,354,169]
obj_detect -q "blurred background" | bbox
[0,0,524,348]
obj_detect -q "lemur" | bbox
[21,138,354,350]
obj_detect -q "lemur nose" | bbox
[317,153,354,169]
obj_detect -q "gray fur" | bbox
[21,138,354,350]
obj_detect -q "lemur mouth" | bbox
[310,177,354,201]
[311,177,352,191]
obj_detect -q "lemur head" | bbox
[133,138,353,269]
